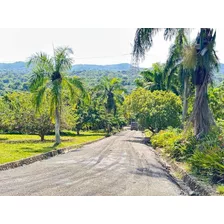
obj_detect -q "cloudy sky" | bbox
[0,28,223,68]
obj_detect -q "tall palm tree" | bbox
[164,29,192,122]
[96,77,126,132]
[133,28,219,137]
[27,46,85,144]
[183,29,219,137]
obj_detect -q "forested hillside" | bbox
[0,63,140,95]
[0,62,223,95]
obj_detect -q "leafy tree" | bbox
[0,93,54,140]
[124,88,182,132]
[27,46,85,144]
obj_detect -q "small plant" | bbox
[216,185,224,195]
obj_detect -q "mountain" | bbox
[0,62,136,72]
[72,63,133,71]
[0,61,224,96]
[0,62,27,71]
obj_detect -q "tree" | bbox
[96,77,126,133]
[183,29,219,137]
[135,63,166,91]
[132,28,219,137]
[132,28,181,63]
[0,92,54,140]
[124,88,182,132]
[27,46,85,144]
[164,29,193,122]
[135,62,180,94]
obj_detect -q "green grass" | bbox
[0,131,105,165]
[216,185,224,195]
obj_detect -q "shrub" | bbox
[189,149,224,183]
[217,185,224,195]
[151,128,182,148]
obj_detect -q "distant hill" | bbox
[0,62,27,71]
[0,61,224,95]
[0,62,136,72]
[72,63,133,71]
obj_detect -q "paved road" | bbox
[0,131,183,196]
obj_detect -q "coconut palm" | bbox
[27,46,85,144]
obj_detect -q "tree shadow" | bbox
[123,139,145,144]
[61,132,105,137]
[131,164,180,187]
[0,137,8,141]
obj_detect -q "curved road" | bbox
[0,130,183,196]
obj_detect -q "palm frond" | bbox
[132,28,161,62]
[54,46,74,72]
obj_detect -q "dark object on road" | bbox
[131,122,138,130]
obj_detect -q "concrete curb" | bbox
[142,133,217,196]
[154,147,217,196]
[0,136,106,172]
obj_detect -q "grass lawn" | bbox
[0,131,105,165]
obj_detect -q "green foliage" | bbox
[0,92,54,140]
[216,185,224,194]
[124,88,182,132]
[208,84,224,120]
[190,148,224,183]
[151,126,224,183]
[151,128,182,150]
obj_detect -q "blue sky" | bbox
[0,28,223,68]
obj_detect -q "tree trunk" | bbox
[193,83,215,137]
[77,129,80,135]
[55,106,61,144]
[40,134,45,141]
[182,75,189,124]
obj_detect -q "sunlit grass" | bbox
[0,131,105,164]
[217,185,224,195]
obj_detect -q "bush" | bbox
[151,127,182,150]
[190,149,224,183]
[217,185,224,195]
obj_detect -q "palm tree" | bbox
[96,77,126,132]
[132,28,181,63]
[27,46,85,144]
[183,29,219,137]
[132,28,219,137]
[164,29,192,122]
[135,62,180,94]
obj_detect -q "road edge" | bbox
[143,133,217,196]
[0,136,106,172]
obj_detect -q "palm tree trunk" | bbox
[55,106,61,144]
[182,75,189,123]
[194,83,215,137]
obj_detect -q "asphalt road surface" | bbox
[0,130,183,196]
